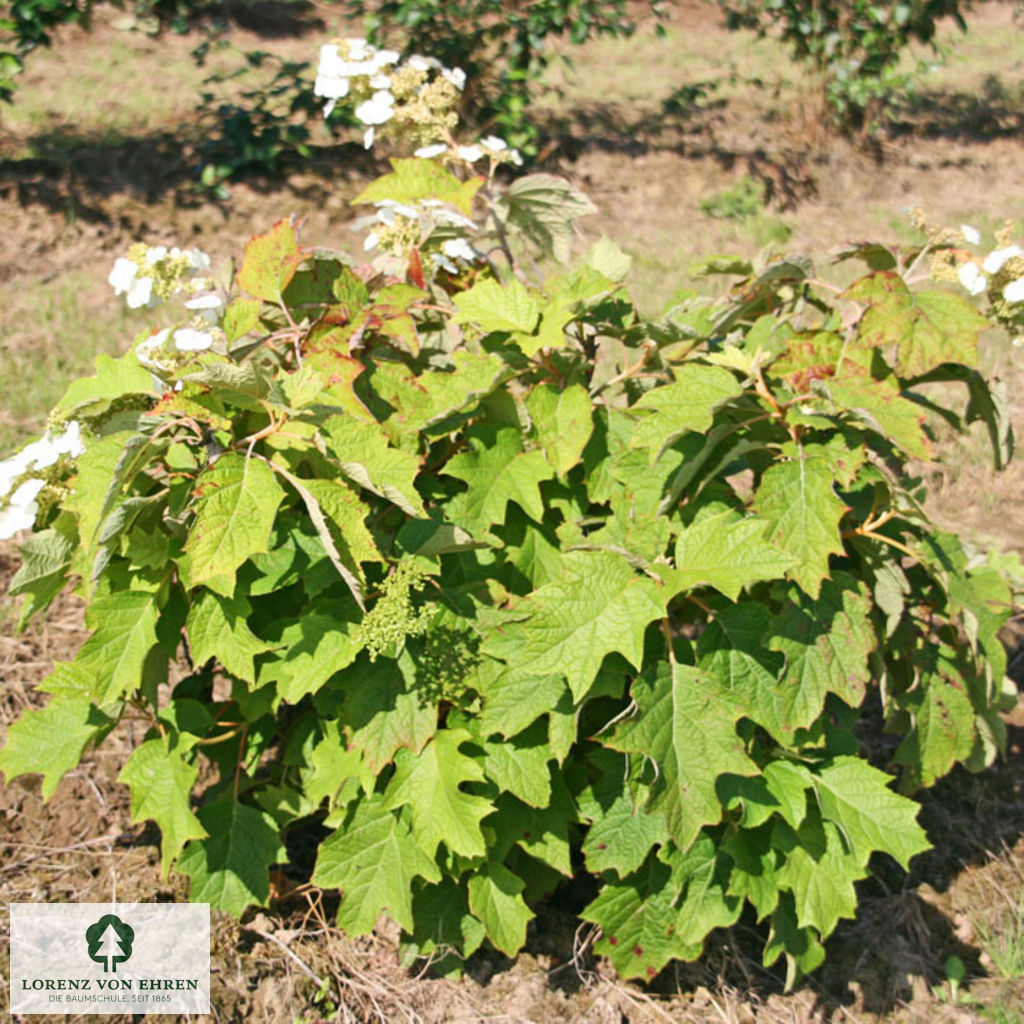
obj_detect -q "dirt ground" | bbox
[2,1,1024,1020]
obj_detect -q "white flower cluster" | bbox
[106,242,228,373]
[950,223,1024,346]
[417,135,523,167]
[315,38,467,148]
[108,244,215,311]
[138,325,219,362]
[315,37,399,119]
[314,39,523,167]
[955,225,1024,303]
[359,198,481,274]
[0,422,85,539]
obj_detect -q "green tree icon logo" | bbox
[85,915,135,973]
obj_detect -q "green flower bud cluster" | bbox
[358,559,433,661]
[929,253,959,285]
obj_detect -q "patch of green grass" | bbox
[977,894,1024,982]
[624,247,690,315]
[8,37,202,141]
[2,23,309,156]
[540,15,791,117]
[966,862,1024,1024]
[626,239,740,316]
[700,175,765,220]
[742,211,792,247]
[984,1007,1024,1024]
[902,10,1024,100]
[0,272,151,453]
[698,177,791,258]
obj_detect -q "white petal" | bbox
[345,38,373,61]
[54,421,85,458]
[334,58,380,77]
[355,92,395,125]
[187,248,211,271]
[318,43,345,76]
[20,436,60,470]
[377,200,420,219]
[0,500,37,539]
[173,328,214,352]
[481,135,508,152]
[184,292,224,310]
[125,276,155,309]
[139,327,171,353]
[372,49,400,68]
[415,143,448,158]
[442,238,476,262]
[408,54,441,72]
[457,144,483,162]
[11,478,45,506]
[430,252,459,274]
[432,207,477,229]
[364,126,376,149]
[369,73,391,89]
[108,257,139,294]
[0,452,30,498]
[1004,277,1024,303]
[145,245,168,265]
[364,231,380,252]
[314,75,351,99]
[441,66,466,90]
[957,262,987,296]
[983,245,1024,275]
[960,224,980,246]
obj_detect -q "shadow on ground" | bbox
[0,126,385,225]
[4,63,1022,226]
[889,76,1024,142]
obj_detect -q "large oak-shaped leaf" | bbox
[444,425,553,533]
[381,729,492,859]
[183,454,285,589]
[609,663,757,850]
[178,800,285,917]
[844,271,987,377]
[313,797,440,934]
[754,449,847,598]
[482,550,665,701]
[119,736,207,874]
[236,219,301,303]
[658,505,795,601]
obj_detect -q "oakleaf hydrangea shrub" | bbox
[1,43,1022,989]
